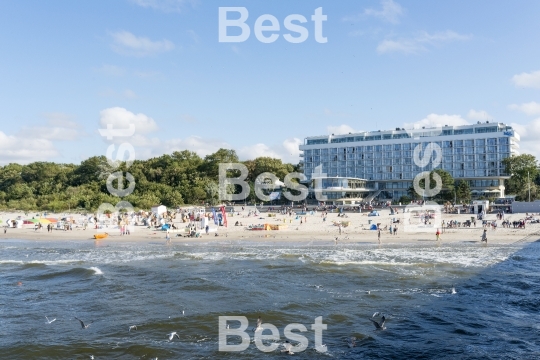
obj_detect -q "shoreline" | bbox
[2,209,538,246]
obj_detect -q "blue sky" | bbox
[1,0,540,165]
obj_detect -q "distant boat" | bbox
[94,233,108,239]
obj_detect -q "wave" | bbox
[88,266,103,275]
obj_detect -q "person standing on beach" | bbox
[481,229,487,243]
[378,228,381,244]
[393,226,398,235]
[436,228,441,241]
[338,224,342,235]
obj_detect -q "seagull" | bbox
[182,310,185,315]
[168,332,180,341]
[281,340,294,354]
[315,344,327,353]
[45,316,56,324]
[89,356,94,360]
[347,337,356,348]
[372,312,381,318]
[253,316,263,332]
[226,324,230,329]
[129,325,137,332]
[369,315,386,330]
[75,317,93,329]
[451,285,457,294]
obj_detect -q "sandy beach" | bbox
[1,208,538,246]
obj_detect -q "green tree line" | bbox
[0,149,298,212]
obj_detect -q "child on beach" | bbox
[436,229,441,241]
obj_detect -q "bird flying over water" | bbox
[45,316,56,324]
[129,325,137,332]
[253,316,263,332]
[369,316,386,330]
[75,317,93,329]
[281,340,294,354]
[168,332,180,341]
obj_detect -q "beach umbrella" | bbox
[38,218,51,224]
[45,218,58,223]
[24,219,39,224]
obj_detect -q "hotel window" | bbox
[443,148,453,155]
[374,152,382,159]
[487,138,497,145]
[477,162,486,169]
[443,163,452,170]
[488,162,497,169]
[500,145,510,153]
[488,169,498,176]
[374,166,382,173]
[393,158,401,165]
[465,170,475,177]
[365,146,373,152]
[476,146,486,154]
[455,155,464,162]
[499,137,509,145]
[443,156,453,163]
[403,143,412,150]
[375,145,383,152]
[366,167,374,174]
[475,139,484,146]
[356,146,363,153]
[403,173,413,179]
[477,154,486,161]
[487,154,497,161]
[465,155,475,162]
[403,150,412,157]
[465,162,475,169]
[355,136,365,142]
[465,139,474,147]
[475,170,486,177]
[487,146,497,153]
[456,170,464,178]
[366,153,374,159]
[443,141,453,148]
[465,147,475,154]
[383,158,392,165]
[330,148,337,154]
[384,144,392,151]
[404,158,412,165]
[393,144,401,151]
[383,134,392,140]
[455,147,463,154]
[454,140,463,147]
[394,151,402,158]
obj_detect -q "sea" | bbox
[1,238,539,359]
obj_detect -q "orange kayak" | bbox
[94,233,109,239]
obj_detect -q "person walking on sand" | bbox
[481,229,487,243]
[378,228,381,244]
[436,228,441,241]
[393,226,398,235]
[338,224,342,235]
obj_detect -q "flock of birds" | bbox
[42,285,457,358]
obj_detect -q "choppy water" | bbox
[1,239,539,359]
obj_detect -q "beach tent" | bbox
[151,205,167,216]
[370,224,378,230]
[161,224,170,230]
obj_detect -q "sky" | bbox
[1,0,540,165]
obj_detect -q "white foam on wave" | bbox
[89,266,103,275]
[0,260,24,265]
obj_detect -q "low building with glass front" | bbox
[299,122,519,204]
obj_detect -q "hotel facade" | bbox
[299,122,520,204]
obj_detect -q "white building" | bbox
[299,122,519,204]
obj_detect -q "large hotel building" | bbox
[299,122,520,204]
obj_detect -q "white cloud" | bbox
[16,113,82,141]
[377,30,471,54]
[405,113,471,129]
[327,124,357,135]
[511,70,540,88]
[282,138,303,162]
[0,131,58,165]
[511,119,540,158]
[467,109,492,120]
[344,0,403,24]
[238,143,283,160]
[508,101,540,116]
[99,107,158,135]
[110,31,174,57]
[130,0,196,13]
[364,0,404,24]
